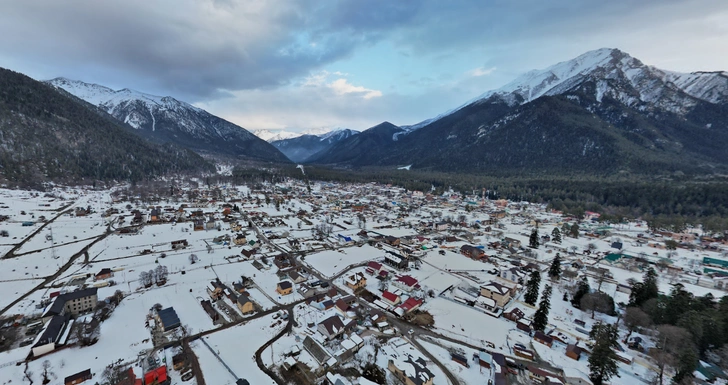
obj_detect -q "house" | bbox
[434,222,449,231]
[276,281,293,296]
[477,351,492,369]
[384,251,408,270]
[64,369,92,385]
[94,268,113,281]
[335,299,356,318]
[345,272,367,290]
[288,270,307,284]
[451,352,469,368]
[236,295,255,315]
[566,344,582,360]
[200,300,219,322]
[381,291,401,306]
[317,315,346,340]
[533,330,553,347]
[42,288,98,322]
[479,281,511,307]
[32,314,69,357]
[460,245,485,259]
[384,236,401,246]
[396,297,423,315]
[143,366,168,385]
[366,261,383,275]
[393,275,419,292]
[233,233,247,245]
[207,281,224,301]
[504,307,525,322]
[156,307,181,332]
[388,355,435,385]
[500,267,525,284]
[504,237,521,249]
[516,321,532,335]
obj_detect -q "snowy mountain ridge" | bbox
[46,78,289,162]
[403,48,728,132]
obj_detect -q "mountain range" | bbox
[306,48,728,175]
[0,68,212,184]
[46,78,289,163]
[267,129,359,162]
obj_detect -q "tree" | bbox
[551,227,562,243]
[548,253,562,280]
[572,275,591,308]
[587,242,597,253]
[524,270,541,306]
[42,360,52,384]
[154,265,168,284]
[581,292,615,319]
[665,239,678,250]
[189,254,198,264]
[529,228,539,249]
[533,285,552,331]
[139,270,152,287]
[588,322,620,385]
[650,325,697,385]
[623,307,651,341]
[570,223,580,238]
[629,267,659,307]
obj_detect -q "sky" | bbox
[0,0,727,133]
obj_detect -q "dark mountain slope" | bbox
[0,68,212,183]
[47,78,289,163]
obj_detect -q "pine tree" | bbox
[572,276,590,307]
[570,223,580,238]
[551,227,562,243]
[524,270,541,305]
[533,285,552,331]
[548,253,562,280]
[529,228,540,249]
[588,322,620,385]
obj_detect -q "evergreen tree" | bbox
[551,227,562,243]
[629,267,659,307]
[588,322,620,385]
[533,285,552,331]
[524,270,541,305]
[529,228,540,249]
[570,223,580,238]
[572,276,590,308]
[548,253,562,280]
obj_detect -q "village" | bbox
[0,179,726,385]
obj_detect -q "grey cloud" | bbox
[0,0,421,101]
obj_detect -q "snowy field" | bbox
[423,298,513,351]
[194,314,282,385]
[304,245,381,278]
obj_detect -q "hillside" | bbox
[271,129,359,162]
[0,68,213,184]
[47,78,289,163]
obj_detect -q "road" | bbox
[0,226,113,317]
[2,203,74,260]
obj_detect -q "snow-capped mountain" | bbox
[270,128,359,162]
[46,78,289,163]
[309,48,728,175]
[401,48,728,132]
[253,127,350,143]
[252,129,301,142]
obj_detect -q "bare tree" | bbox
[623,307,651,341]
[581,292,614,319]
[189,254,199,264]
[42,360,52,384]
[650,325,697,385]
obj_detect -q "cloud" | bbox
[468,66,497,77]
[0,0,422,101]
[329,78,382,99]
